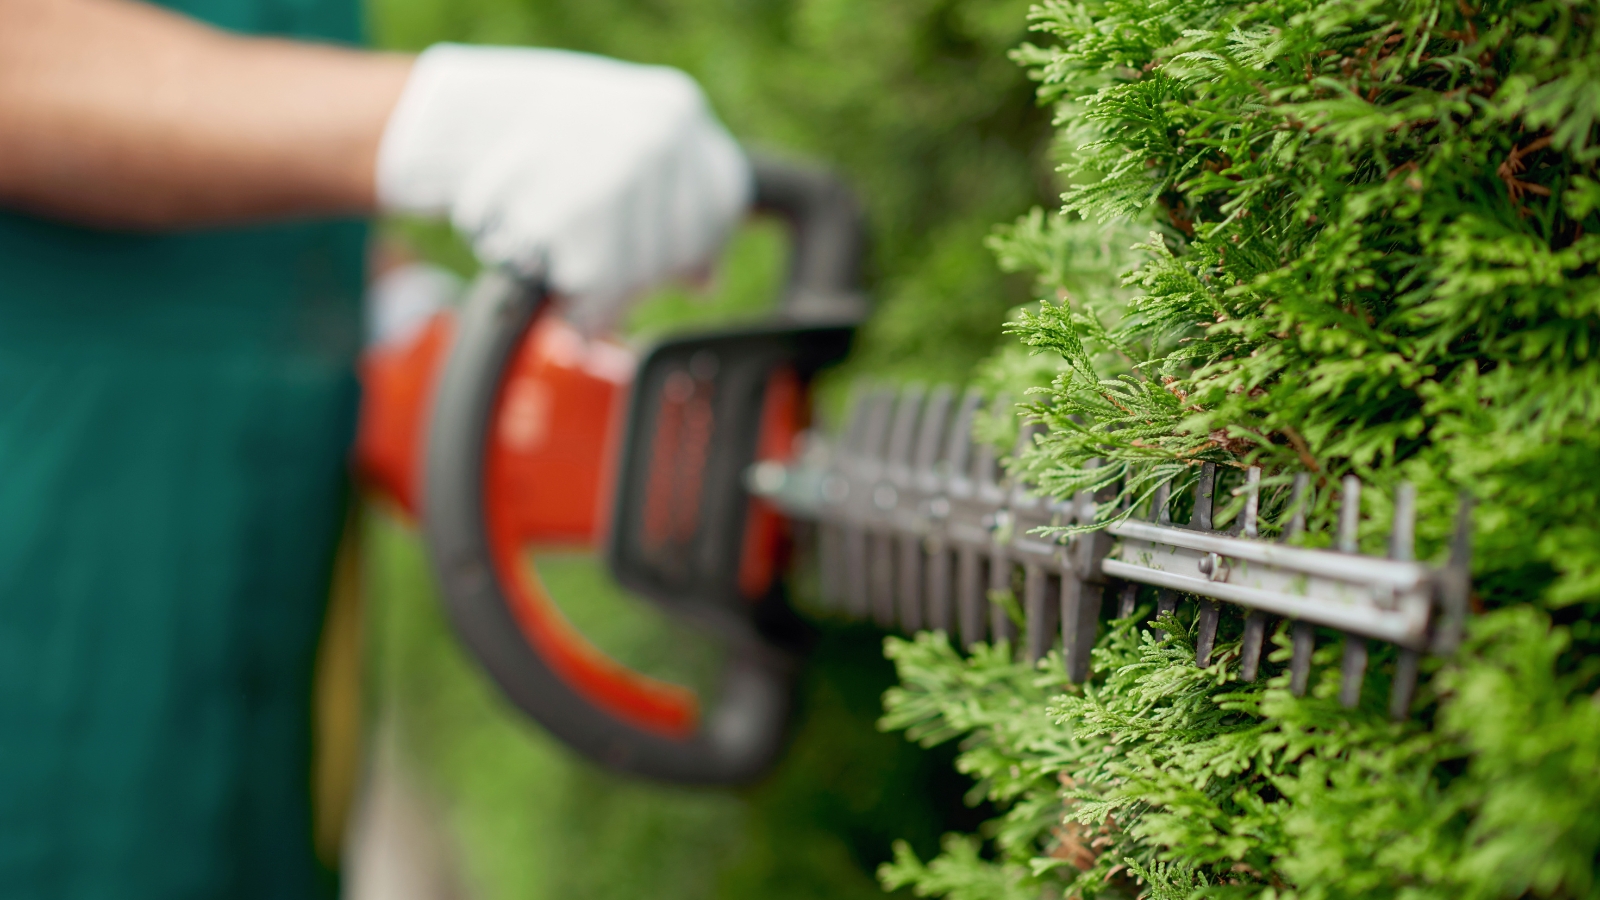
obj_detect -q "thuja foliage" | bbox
[880,0,1600,897]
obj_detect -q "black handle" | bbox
[423,156,864,784]
[749,154,868,323]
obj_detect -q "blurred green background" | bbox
[358,1,1053,897]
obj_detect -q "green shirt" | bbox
[0,1,367,895]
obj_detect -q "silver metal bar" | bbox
[1107,519,1431,591]
[1097,559,1427,645]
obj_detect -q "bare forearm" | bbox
[0,0,412,228]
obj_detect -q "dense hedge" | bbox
[881,0,1600,897]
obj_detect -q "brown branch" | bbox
[1279,425,1322,472]
[1498,135,1554,204]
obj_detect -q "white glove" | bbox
[375,44,751,327]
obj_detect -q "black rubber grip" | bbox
[422,154,865,784]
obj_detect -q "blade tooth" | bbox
[944,389,984,485]
[886,385,926,469]
[844,524,870,618]
[1193,462,1216,530]
[1243,466,1261,538]
[897,534,924,633]
[1153,481,1173,525]
[972,438,999,491]
[1432,493,1475,654]
[861,388,898,464]
[1286,473,1310,540]
[1152,589,1178,640]
[1290,620,1315,696]
[956,546,985,649]
[1338,474,1361,554]
[1061,573,1102,683]
[1340,635,1367,709]
[912,386,955,474]
[1384,481,1419,717]
[1077,456,1102,521]
[870,532,896,628]
[831,391,871,613]
[1195,600,1220,668]
[1389,648,1421,720]
[818,524,845,607]
[926,543,953,633]
[1240,611,1270,681]
[1044,573,1062,659]
[989,554,1017,648]
[840,384,877,455]
[1390,481,1416,562]
[1116,582,1138,620]
[1024,563,1059,664]
[1011,419,1046,508]
[977,392,1010,489]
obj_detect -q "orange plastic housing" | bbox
[355,311,632,543]
[353,310,804,742]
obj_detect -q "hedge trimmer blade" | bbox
[749,385,1473,719]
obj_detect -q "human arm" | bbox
[0,0,751,317]
[0,0,411,228]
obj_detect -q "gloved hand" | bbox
[376,44,750,328]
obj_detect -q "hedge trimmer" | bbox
[356,157,1474,785]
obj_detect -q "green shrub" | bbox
[880,0,1600,897]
